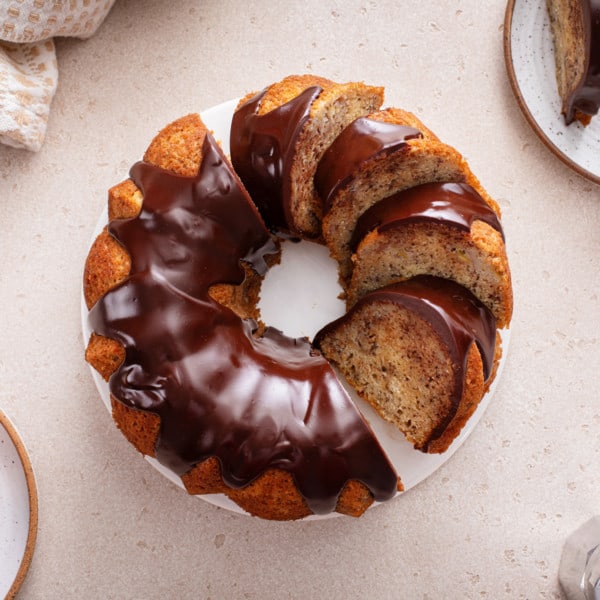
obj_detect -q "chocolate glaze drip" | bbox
[349,182,504,252]
[230,86,323,233]
[315,117,423,211]
[88,132,398,515]
[565,0,600,123]
[314,275,497,451]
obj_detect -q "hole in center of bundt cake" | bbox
[259,239,345,340]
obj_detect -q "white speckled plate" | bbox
[504,0,600,184]
[82,99,510,520]
[0,411,38,599]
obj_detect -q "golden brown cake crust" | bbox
[84,228,131,311]
[143,113,208,176]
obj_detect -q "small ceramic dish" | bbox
[0,410,38,599]
[504,0,600,184]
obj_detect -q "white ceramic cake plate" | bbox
[0,410,38,598]
[82,98,511,520]
[504,0,600,184]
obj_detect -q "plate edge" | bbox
[503,0,600,185]
[0,411,38,599]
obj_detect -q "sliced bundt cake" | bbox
[83,74,514,521]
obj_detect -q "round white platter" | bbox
[82,98,510,519]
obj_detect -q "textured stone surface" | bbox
[0,1,598,598]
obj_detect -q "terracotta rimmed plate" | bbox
[82,99,510,519]
[504,0,600,184]
[0,411,38,598]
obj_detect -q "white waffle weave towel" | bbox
[0,0,116,151]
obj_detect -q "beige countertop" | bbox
[1,0,599,598]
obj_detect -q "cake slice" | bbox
[230,74,384,237]
[319,108,501,283]
[347,182,513,329]
[314,276,499,454]
[546,0,600,125]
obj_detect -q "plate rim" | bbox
[0,410,38,599]
[503,0,600,185]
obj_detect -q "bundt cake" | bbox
[546,0,600,125]
[84,74,512,520]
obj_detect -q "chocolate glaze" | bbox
[88,132,398,515]
[349,182,504,252]
[314,275,497,451]
[315,116,423,211]
[565,0,600,123]
[230,86,323,233]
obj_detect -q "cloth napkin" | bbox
[0,0,116,151]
